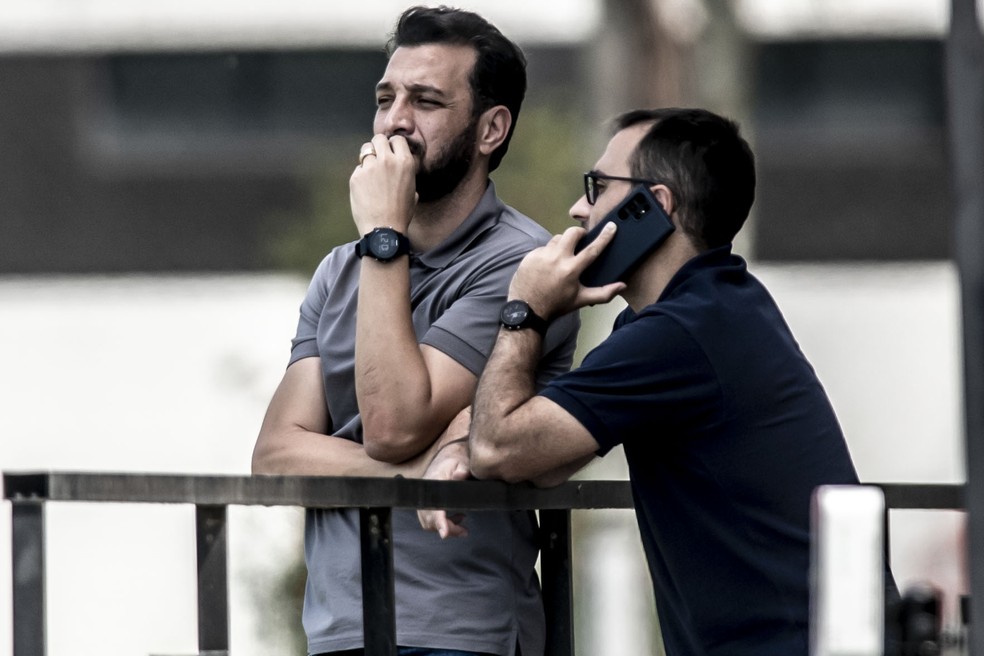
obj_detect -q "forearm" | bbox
[470,329,601,484]
[351,133,450,459]
[469,329,541,481]
[252,425,430,478]
[355,260,430,436]
[355,260,475,461]
[468,224,622,483]
[253,357,435,478]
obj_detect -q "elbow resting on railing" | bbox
[362,424,439,464]
[468,431,528,484]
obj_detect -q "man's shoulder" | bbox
[311,241,357,276]
[481,203,553,252]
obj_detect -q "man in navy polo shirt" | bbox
[426,108,881,655]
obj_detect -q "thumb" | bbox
[449,462,470,481]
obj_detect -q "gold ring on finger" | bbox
[359,143,376,166]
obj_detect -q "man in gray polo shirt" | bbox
[252,7,578,656]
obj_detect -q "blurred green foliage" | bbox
[263,104,588,273]
[490,103,589,235]
[263,136,364,275]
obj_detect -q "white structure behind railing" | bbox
[0,262,966,655]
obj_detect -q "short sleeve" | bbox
[539,313,722,455]
[419,249,524,376]
[288,253,335,366]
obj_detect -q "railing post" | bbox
[196,504,229,654]
[947,0,984,650]
[539,509,574,656]
[360,507,397,656]
[11,499,46,656]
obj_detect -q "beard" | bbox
[407,116,478,203]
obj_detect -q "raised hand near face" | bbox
[350,133,419,235]
[507,223,626,321]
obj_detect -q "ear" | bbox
[476,106,512,157]
[651,184,675,217]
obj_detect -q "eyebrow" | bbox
[375,81,448,98]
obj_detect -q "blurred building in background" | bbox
[0,0,957,273]
[0,1,595,273]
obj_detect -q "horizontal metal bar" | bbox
[2,472,966,512]
[876,483,965,511]
[2,472,635,510]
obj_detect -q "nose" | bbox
[569,194,591,227]
[379,97,414,136]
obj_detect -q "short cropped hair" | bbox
[615,108,756,250]
[387,5,527,172]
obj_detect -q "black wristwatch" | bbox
[356,227,410,262]
[499,300,548,336]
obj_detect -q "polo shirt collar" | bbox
[618,244,741,327]
[413,181,502,269]
[658,244,742,302]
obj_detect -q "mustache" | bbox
[404,138,425,159]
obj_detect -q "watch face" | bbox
[501,300,529,328]
[370,230,398,258]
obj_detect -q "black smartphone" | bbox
[574,184,675,286]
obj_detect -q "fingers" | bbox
[552,222,618,288]
[350,133,418,233]
[557,225,587,248]
[578,281,627,306]
[574,222,617,263]
[358,142,376,166]
[417,508,441,533]
[387,134,413,158]
[417,509,469,539]
[360,134,413,165]
[550,223,615,267]
[442,513,469,538]
[371,133,391,156]
[449,461,470,481]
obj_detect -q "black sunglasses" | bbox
[583,172,661,205]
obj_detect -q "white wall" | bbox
[0,262,968,654]
[0,274,309,656]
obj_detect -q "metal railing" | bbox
[2,472,966,656]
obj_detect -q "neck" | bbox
[621,233,701,312]
[408,168,489,252]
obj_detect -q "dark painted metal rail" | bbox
[3,472,966,656]
[947,0,984,651]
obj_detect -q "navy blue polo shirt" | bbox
[540,246,861,656]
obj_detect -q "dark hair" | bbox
[387,5,527,172]
[614,108,756,250]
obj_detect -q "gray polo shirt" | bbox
[289,182,579,656]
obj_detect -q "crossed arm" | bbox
[419,226,624,536]
[251,350,474,478]
[469,224,622,482]
[253,133,478,477]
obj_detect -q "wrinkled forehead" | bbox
[377,44,477,96]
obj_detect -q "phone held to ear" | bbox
[574,184,675,287]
